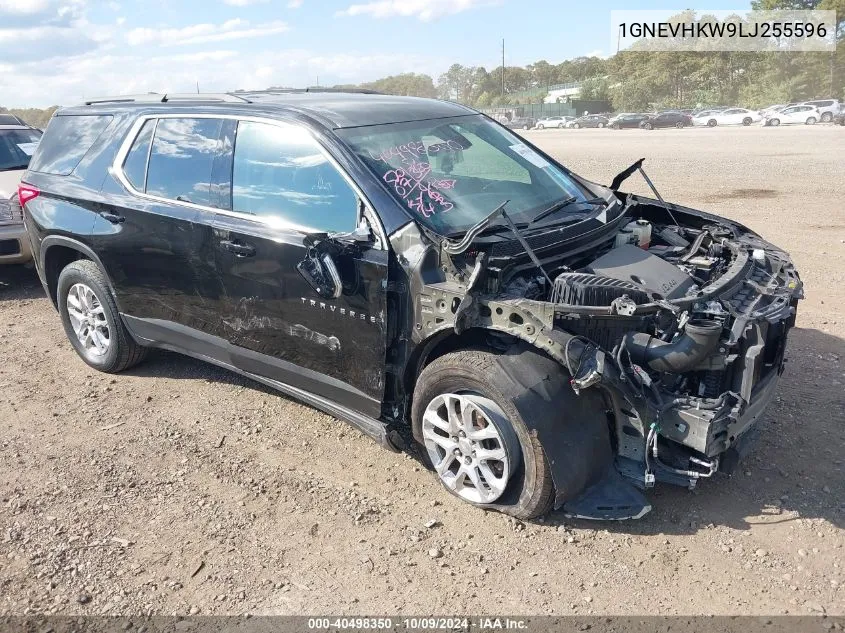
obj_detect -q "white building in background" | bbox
[544,82,582,103]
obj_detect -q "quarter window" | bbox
[145,118,223,206]
[231,121,357,233]
[28,115,112,176]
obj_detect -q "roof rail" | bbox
[235,87,383,97]
[84,93,251,105]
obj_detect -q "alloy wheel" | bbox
[66,283,110,357]
[421,392,519,504]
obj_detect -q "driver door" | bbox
[212,119,389,418]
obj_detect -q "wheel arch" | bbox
[41,237,113,309]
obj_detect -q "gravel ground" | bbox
[1,124,843,617]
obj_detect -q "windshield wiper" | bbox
[526,196,606,228]
[0,165,28,172]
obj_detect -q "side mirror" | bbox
[296,249,342,299]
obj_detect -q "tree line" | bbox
[4,0,842,125]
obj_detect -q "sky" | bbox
[0,0,751,108]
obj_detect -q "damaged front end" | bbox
[397,189,802,520]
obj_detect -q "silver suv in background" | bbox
[802,99,840,122]
[0,123,42,264]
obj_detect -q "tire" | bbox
[412,348,557,519]
[644,123,653,130]
[611,123,619,129]
[537,124,544,130]
[557,123,564,128]
[707,119,717,127]
[597,122,605,128]
[57,259,147,373]
[821,112,832,122]
[573,123,580,129]
[806,117,816,125]
[770,118,780,126]
[675,121,684,128]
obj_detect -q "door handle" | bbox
[220,239,256,257]
[99,212,125,224]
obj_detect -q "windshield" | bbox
[337,115,591,235]
[0,128,42,171]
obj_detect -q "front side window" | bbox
[0,128,42,171]
[231,121,358,233]
[338,114,589,235]
[145,118,222,206]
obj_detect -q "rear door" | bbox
[95,115,227,336]
[211,118,389,418]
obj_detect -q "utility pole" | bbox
[501,38,505,98]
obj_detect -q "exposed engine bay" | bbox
[404,191,802,519]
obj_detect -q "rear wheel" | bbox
[806,117,817,125]
[707,119,717,127]
[643,122,653,130]
[742,117,752,126]
[597,122,605,128]
[770,118,781,126]
[557,123,565,128]
[57,260,147,373]
[573,123,580,129]
[412,349,556,519]
[821,112,832,122]
[675,121,684,128]
[537,124,544,130]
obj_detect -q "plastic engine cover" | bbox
[587,244,694,300]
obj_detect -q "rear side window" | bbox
[122,119,155,191]
[145,118,223,206]
[29,115,112,175]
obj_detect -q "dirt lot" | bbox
[1,125,843,617]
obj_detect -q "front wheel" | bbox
[742,117,752,126]
[523,124,530,130]
[770,118,781,126]
[806,117,817,125]
[573,123,580,129]
[707,119,717,127]
[597,122,605,128]
[537,124,544,129]
[644,123,653,130]
[821,112,832,122]
[412,349,556,519]
[57,259,147,373]
[675,121,684,128]
[557,123,565,128]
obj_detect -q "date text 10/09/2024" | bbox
[307,617,530,630]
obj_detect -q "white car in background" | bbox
[694,108,762,127]
[1,123,43,265]
[761,104,821,126]
[801,99,840,123]
[536,115,575,129]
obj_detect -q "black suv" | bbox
[21,91,802,520]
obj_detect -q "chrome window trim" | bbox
[111,112,388,250]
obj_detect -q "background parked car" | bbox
[694,107,762,127]
[567,114,609,128]
[0,123,43,265]
[833,106,845,126]
[762,105,820,126]
[802,99,840,123]
[639,111,692,129]
[502,116,536,130]
[608,113,649,129]
[536,115,575,129]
